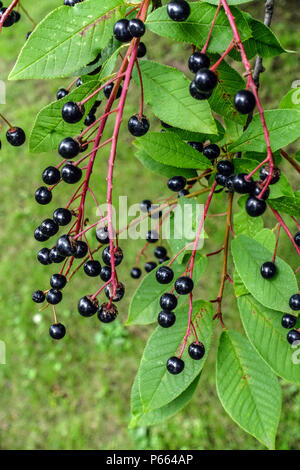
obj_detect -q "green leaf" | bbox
[279,87,300,111]
[146,3,251,54]
[229,110,300,153]
[233,270,249,297]
[139,300,213,411]
[217,330,281,449]
[135,149,197,179]
[9,0,124,80]
[127,257,207,325]
[132,60,216,134]
[129,373,200,428]
[231,234,298,312]
[269,195,300,217]
[234,197,264,237]
[134,132,212,169]
[163,119,225,144]
[239,295,300,385]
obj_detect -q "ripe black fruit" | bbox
[84,260,101,277]
[53,208,72,226]
[6,127,26,146]
[40,218,59,237]
[251,182,270,201]
[35,186,52,205]
[128,115,150,137]
[57,88,69,100]
[0,7,15,27]
[105,282,125,302]
[260,165,281,185]
[37,248,52,265]
[42,166,61,185]
[130,267,141,279]
[289,294,300,311]
[97,303,118,323]
[46,289,62,305]
[96,226,110,244]
[158,311,176,328]
[84,113,96,127]
[156,266,174,284]
[103,83,122,99]
[137,42,147,58]
[167,1,190,22]
[203,144,220,160]
[61,163,82,184]
[58,137,80,159]
[188,342,205,360]
[294,232,300,247]
[62,101,84,123]
[50,274,67,290]
[188,52,210,73]
[217,160,234,177]
[168,175,186,192]
[234,90,256,114]
[260,262,277,279]
[32,290,45,303]
[194,69,218,92]
[160,293,177,311]
[57,234,77,257]
[189,81,212,100]
[49,323,66,340]
[226,174,235,193]
[166,356,184,374]
[49,247,65,263]
[78,296,98,317]
[34,227,49,242]
[113,19,132,42]
[146,230,159,244]
[175,276,194,295]
[154,246,167,259]
[102,246,123,266]
[215,173,227,187]
[128,19,145,37]
[188,141,203,153]
[233,173,254,194]
[145,261,157,273]
[100,266,111,282]
[287,329,300,345]
[281,314,297,329]
[245,197,267,217]
[74,241,88,259]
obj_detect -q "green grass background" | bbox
[0,0,299,450]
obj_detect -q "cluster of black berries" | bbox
[188,52,218,101]
[215,161,281,217]
[154,264,205,374]
[282,294,300,345]
[0,4,21,27]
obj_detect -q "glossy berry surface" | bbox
[226,174,235,193]
[233,173,254,194]
[130,267,142,279]
[78,296,98,317]
[62,101,84,123]
[53,208,72,226]
[40,218,59,237]
[145,261,157,273]
[260,261,277,279]
[188,342,205,360]
[246,197,267,217]
[188,52,210,73]
[128,115,150,137]
[46,289,62,305]
[137,42,147,58]
[102,246,123,266]
[189,81,212,100]
[97,303,118,323]
[260,165,281,185]
[84,113,96,127]
[61,163,82,184]
[166,356,185,374]
[96,226,110,244]
[154,246,167,259]
[32,290,45,303]
[35,186,52,205]
[175,276,194,295]
[160,293,178,311]
[234,90,256,114]
[156,266,174,284]
[113,19,132,42]
[158,311,176,328]
[105,282,125,302]
[203,144,220,160]
[84,260,101,277]
[6,127,26,146]
[287,329,300,345]
[49,323,66,340]
[34,227,49,242]
[57,234,77,257]
[50,274,67,290]
[167,1,190,22]
[128,19,145,37]
[58,137,80,159]
[103,83,122,99]
[289,294,300,311]
[188,141,203,153]
[217,160,234,177]
[49,247,65,264]
[74,241,88,259]
[101,266,112,282]
[168,176,186,192]
[57,88,69,100]
[294,232,300,247]
[194,68,218,92]
[281,314,297,329]
[146,230,159,244]
[37,248,52,265]
[251,183,270,201]
[215,173,227,187]
[42,166,61,185]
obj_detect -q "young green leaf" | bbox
[239,295,300,385]
[217,330,281,449]
[135,149,198,179]
[234,197,264,237]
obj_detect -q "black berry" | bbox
[57,234,77,257]
[34,227,49,242]
[203,144,220,160]
[131,267,142,279]
[42,166,61,185]
[234,90,256,114]
[233,173,255,194]
[156,266,174,284]
[251,182,270,201]
[217,160,234,176]
[175,276,194,295]
[40,218,59,237]
[160,293,178,311]
[46,289,62,305]
[194,69,218,92]
[57,88,69,100]
[140,200,152,212]
[189,81,212,100]
[215,173,227,187]
[32,290,45,303]
[78,296,98,317]
[113,19,132,42]
[74,241,88,259]
[188,52,210,73]
[137,42,147,58]
[37,248,52,265]
[188,342,205,360]
[168,176,186,192]
[100,266,112,282]
[294,232,300,247]
[260,165,281,185]
[287,329,300,345]
[49,247,65,263]
[102,246,123,266]
[97,303,118,323]
[128,19,145,37]
[53,208,72,226]
[145,261,157,273]
[103,83,122,99]
[62,101,84,123]
[146,230,159,243]
[50,274,67,290]
[84,113,96,127]
[281,314,297,329]
[96,226,110,244]
[61,163,82,184]
[166,356,184,374]
[35,186,52,205]
[128,115,150,137]
[158,311,176,328]
[188,141,203,153]
[84,260,101,277]
[245,197,267,217]
[6,127,26,146]
[289,294,300,311]
[58,137,80,159]
[49,323,66,340]
[167,1,190,22]
[260,262,277,279]
[154,246,167,259]
[105,282,125,302]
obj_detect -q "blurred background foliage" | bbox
[0,0,299,450]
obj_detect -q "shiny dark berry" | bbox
[287,329,300,345]
[167,1,190,22]
[158,311,176,328]
[166,356,184,374]
[100,266,112,282]
[49,247,65,263]
[113,19,132,42]
[245,197,267,217]
[160,293,177,311]
[294,232,300,247]
[34,227,49,242]
[74,240,88,259]
[57,88,69,100]
[32,290,45,303]
[57,234,77,257]
[137,42,147,58]
[145,261,157,273]
[260,262,277,279]
[96,226,110,244]
[61,163,82,184]
[102,246,123,266]
[84,113,96,127]
[103,82,122,99]
[84,260,101,277]
[146,230,159,243]
[281,314,297,329]
[188,52,210,73]
[58,137,80,159]
[6,127,26,146]
[46,289,62,305]
[234,90,256,114]
[40,218,59,237]
[37,248,52,265]
[260,165,281,185]
[35,186,52,205]
[76,77,82,87]
[233,173,255,194]
[251,182,270,201]
[168,175,186,192]
[49,323,66,340]
[194,69,218,92]
[188,141,203,153]
[62,101,84,123]
[188,342,205,360]
[156,266,174,284]
[215,173,227,187]
[53,208,72,226]
[203,144,220,160]
[128,115,150,137]
[105,282,125,302]
[226,174,235,193]
[217,160,234,176]
[140,200,152,212]
[178,189,190,198]
[154,246,167,259]
[130,267,142,279]
[50,274,67,290]
[289,294,300,311]
[175,276,194,295]
[128,19,145,37]
[78,296,98,317]
[189,81,212,100]
[42,166,61,185]
[0,7,15,27]
[97,303,118,323]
